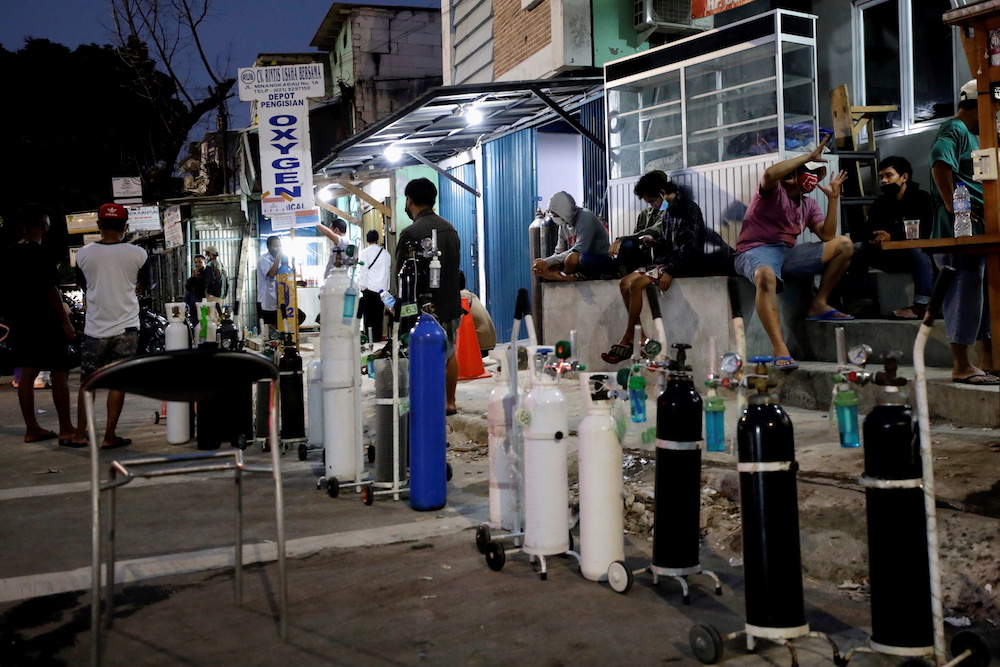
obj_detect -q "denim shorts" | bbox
[734,242,825,293]
[80,329,139,384]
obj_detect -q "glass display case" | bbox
[605,10,819,179]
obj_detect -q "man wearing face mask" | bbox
[395,177,463,414]
[844,156,934,320]
[531,191,611,281]
[608,170,670,275]
[734,135,852,370]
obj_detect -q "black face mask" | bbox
[880,182,902,197]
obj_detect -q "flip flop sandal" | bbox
[773,356,799,370]
[601,343,633,365]
[102,437,133,449]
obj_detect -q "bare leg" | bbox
[952,343,997,381]
[977,339,994,371]
[618,274,655,346]
[103,390,126,446]
[72,386,90,444]
[18,367,54,441]
[753,267,792,361]
[563,253,581,275]
[50,370,75,439]
[534,264,579,282]
[809,236,854,317]
[445,355,458,413]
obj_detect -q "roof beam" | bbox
[317,200,360,226]
[337,180,392,218]
[528,86,605,151]
[407,151,481,198]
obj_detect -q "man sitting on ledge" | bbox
[734,136,852,370]
[531,191,612,281]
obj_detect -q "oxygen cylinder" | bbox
[321,263,361,480]
[527,209,546,352]
[277,257,297,336]
[374,357,409,483]
[737,364,807,634]
[196,303,218,346]
[306,352,323,448]
[652,344,703,576]
[862,386,933,652]
[397,256,418,344]
[541,212,558,258]
[487,350,517,529]
[522,346,570,556]
[577,372,624,581]
[165,303,190,445]
[218,307,238,351]
[409,314,448,511]
[278,335,305,441]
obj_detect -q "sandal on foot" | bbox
[774,356,799,370]
[601,343,633,365]
[102,437,132,450]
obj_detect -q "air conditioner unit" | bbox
[633,0,713,37]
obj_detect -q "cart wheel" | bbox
[298,444,308,461]
[608,560,633,594]
[367,445,376,463]
[475,525,492,554]
[446,462,453,481]
[951,630,992,667]
[327,477,340,498]
[485,541,505,571]
[361,485,374,506]
[153,410,161,424]
[540,572,547,581]
[899,659,933,667]
[689,624,724,664]
[235,434,248,450]
[261,441,271,453]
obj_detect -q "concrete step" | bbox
[772,361,999,427]
[797,318,955,367]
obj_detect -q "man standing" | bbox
[68,204,150,448]
[203,245,227,302]
[928,80,996,385]
[531,191,612,281]
[2,204,77,444]
[734,136,852,370]
[257,235,282,328]
[395,178,462,415]
[357,229,390,341]
[184,254,220,325]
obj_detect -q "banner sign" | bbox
[126,205,162,232]
[112,176,143,200]
[239,63,325,223]
[164,216,184,249]
[164,205,182,226]
[66,211,100,234]
[268,208,323,231]
[691,0,757,19]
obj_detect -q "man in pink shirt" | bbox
[734,137,852,370]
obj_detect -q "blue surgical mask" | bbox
[659,199,669,212]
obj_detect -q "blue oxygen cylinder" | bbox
[409,313,447,510]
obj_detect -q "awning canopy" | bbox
[313,77,605,178]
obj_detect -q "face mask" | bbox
[880,182,902,197]
[797,172,819,193]
[405,203,415,221]
[659,199,669,212]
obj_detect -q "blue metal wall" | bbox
[483,129,537,343]
[578,97,608,218]
[437,163,479,294]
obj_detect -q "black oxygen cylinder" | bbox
[278,339,305,440]
[541,214,558,257]
[863,391,933,651]
[397,255,417,344]
[255,380,271,443]
[737,391,807,631]
[653,345,703,572]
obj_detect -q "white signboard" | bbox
[83,233,101,245]
[112,176,143,200]
[164,205,182,226]
[65,211,100,234]
[268,208,322,231]
[238,63,325,220]
[164,217,184,249]
[126,205,162,232]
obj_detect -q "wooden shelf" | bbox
[882,234,1000,252]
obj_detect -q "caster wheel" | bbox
[446,463,453,481]
[475,525,492,554]
[261,442,271,453]
[361,485,374,506]
[683,594,691,605]
[899,660,933,667]
[153,411,161,424]
[540,572,547,581]
[235,435,248,450]
[485,541,505,571]
[297,444,308,461]
[367,445,376,463]
[689,624,724,664]
[952,630,992,667]
[327,477,340,498]
[608,560,633,594]
[316,478,325,490]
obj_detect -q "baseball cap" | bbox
[204,245,219,256]
[98,203,129,221]
[960,79,978,101]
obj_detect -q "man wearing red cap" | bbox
[65,203,150,448]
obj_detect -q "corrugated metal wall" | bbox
[578,97,608,219]
[437,163,480,295]
[483,129,536,343]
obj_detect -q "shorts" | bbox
[576,252,616,280]
[440,316,461,359]
[80,329,139,384]
[734,242,825,294]
[9,323,71,372]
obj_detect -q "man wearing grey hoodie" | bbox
[531,191,611,281]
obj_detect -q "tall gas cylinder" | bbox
[652,344,703,576]
[737,357,807,634]
[522,346,570,556]
[374,357,409,482]
[862,364,933,653]
[409,313,447,511]
[278,334,305,441]
[321,259,361,480]
[218,306,238,351]
[397,252,418,344]
[165,303,191,445]
[578,372,625,581]
[487,350,518,529]
[306,351,323,448]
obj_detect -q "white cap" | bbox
[960,79,978,101]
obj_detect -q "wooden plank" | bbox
[337,181,392,217]
[882,234,1000,251]
[830,84,853,150]
[317,200,360,226]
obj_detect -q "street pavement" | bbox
[0,349,997,665]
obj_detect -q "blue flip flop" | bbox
[774,356,799,370]
[806,309,854,322]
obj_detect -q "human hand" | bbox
[640,234,656,246]
[531,258,548,274]
[806,134,831,164]
[818,170,848,199]
[869,230,890,246]
[609,239,622,258]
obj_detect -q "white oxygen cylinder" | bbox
[577,372,625,581]
[321,264,360,480]
[165,303,190,444]
[306,350,324,447]
[521,345,570,556]
[487,349,517,529]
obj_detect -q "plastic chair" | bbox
[83,349,287,665]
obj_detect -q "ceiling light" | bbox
[465,105,483,126]
[384,144,402,162]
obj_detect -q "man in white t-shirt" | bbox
[356,230,390,341]
[67,203,150,448]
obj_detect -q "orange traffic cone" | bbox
[457,297,491,381]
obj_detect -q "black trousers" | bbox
[360,289,386,341]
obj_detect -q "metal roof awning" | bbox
[313,77,605,179]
